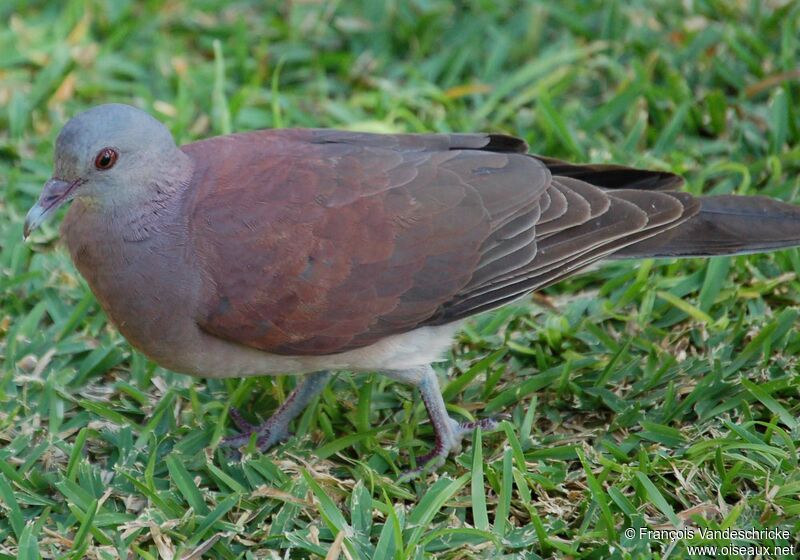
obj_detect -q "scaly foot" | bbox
[220,370,332,453]
[220,407,292,451]
[400,416,499,481]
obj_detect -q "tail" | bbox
[612,195,800,258]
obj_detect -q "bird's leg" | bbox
[221,370,332,451]
[380,365,497,476]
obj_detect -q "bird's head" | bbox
[24,103,184,238]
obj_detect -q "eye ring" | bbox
[94,148,119,170]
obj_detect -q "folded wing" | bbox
[187,129,697,355]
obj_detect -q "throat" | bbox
[63,182,190,260]
[111,160,193,242]
[120,185,184,242]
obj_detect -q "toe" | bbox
[220,431,255,448]
[227,407,255,432]
[255,425,290,451]
[400,449,449,481]
[456,416,499,436]
[400,416,500,480]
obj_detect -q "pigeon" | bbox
[24,103,800,474]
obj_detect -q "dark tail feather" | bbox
[611,195,800,258]
[534,155,684,191]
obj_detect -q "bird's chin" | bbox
[23,177,84,239]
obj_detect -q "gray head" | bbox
[24,104,186,237]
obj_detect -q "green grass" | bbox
[2,0,800,558]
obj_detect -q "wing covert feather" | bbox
[186,129,549,355]
[185,128,694,354]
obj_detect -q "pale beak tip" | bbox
[24,177,77,241]
[23,204,46,241]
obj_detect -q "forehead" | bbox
[53,104,172,168]
[56,116,98,158]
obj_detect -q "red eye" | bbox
[94,148,118,170]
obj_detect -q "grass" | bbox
[1,0,799,558]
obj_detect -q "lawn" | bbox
[1,0,799,558]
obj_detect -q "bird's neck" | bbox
[59,152,201,356]
[75,151,194,242]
